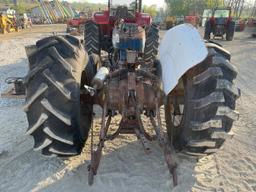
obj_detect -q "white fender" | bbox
[159,24,208,95]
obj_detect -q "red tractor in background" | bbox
[204,7,235,41]
[184,15,199,28]
[66,12,88,34]
[84,0,155,57]
[16,0,239,187]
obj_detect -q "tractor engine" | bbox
[112,22,145,64]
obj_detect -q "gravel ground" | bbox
[0,24,256,192]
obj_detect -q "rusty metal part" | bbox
[88,101,111,185]
[1,77,26,99]
[134,126,151,154]
[107,71,162,113]
[88,69,178,187]
[5,77,25,95]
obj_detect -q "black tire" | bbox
[204,21,211,40]
[24,35,92,157]
[226,21,235,41]
[84,21,100,55]
[165,42,240,156]
[82,53,101,87]
[226,33,234,41]
[204,32,210,40]
[226,30,234,41]
[144,24,159,63]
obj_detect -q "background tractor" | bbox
[0,12,19,34]
[184,15,199,28]
[66,12,88,34]
[21,0,240,187]
[165,16,176,29]
[83,0,153,56]
[204,7,235,41]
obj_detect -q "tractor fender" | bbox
[159,24,208,95]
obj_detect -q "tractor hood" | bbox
[159,24,208,95]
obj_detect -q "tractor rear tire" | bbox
[84,21,101,55]
[144,24,159,63]
[24,35,92,157]
[204,21,211,40]
[226,32,234,41]
[226,21,235,41]
[165,42,240,156]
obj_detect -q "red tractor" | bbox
[66,12,88,34]
[204,7,235,41]
[84,0,156,58]
[14,0,239,188]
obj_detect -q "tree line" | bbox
[165,0,225,16]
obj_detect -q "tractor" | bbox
[165,16,177,29]
[66,12,88,34]
[18,0,240,187]
[0,12,19,34]
[204,7,235,41]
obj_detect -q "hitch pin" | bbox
[84,85,96,96]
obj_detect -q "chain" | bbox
[90,111,94,157]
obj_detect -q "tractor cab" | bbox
[213,8,231,18]
[212,8,231,25]
[93,0,151,26]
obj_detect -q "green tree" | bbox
[205,0,225,8]
[165,0,187,15]
[143,5,158,18]
[165,0,226,16]
[11,3,26,14]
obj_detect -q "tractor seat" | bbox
[115,6,134,19]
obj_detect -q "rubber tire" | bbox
[204,21,211,40]
[144,24,159,63]
[82,53,101,87]
[226,21,235,41]
[226,33,234,41]
[165,42,240,156]
[84,20,101,55]
[24,35,92,157]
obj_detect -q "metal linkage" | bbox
[134,119,151,154]
[88,102,111,185]
[88,71,177,187]
[149,101,178,186]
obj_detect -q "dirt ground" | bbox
[0,24,256,192]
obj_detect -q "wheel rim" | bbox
[165,79,186,143]
[166,96,185,128]
[171,102,184,127]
